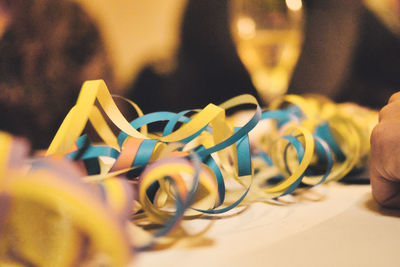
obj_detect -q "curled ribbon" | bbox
[0,79,378,263]
[0,132,133,266]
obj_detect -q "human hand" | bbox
[370,92,400,208]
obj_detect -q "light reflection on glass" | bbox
[230,0,304,103]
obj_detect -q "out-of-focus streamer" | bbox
[0,132,133,267]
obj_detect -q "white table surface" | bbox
[133,182,400,267]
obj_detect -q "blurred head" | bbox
[0,0,113,149]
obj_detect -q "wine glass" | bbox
[229,0,305,104]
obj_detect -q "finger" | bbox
[370,165,400,209]
[370,122,400,181]
[379,100,400,122]
[388,91,400,104]
[370,123,400,209]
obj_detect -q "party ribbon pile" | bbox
[0,80,377,266]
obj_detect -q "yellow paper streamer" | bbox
[0,79,378,262]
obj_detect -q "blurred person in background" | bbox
[0,0,113,149]
[127,0,400,111]
[3,0,398,148]
[127,0,260,114]
[289,0,400,109]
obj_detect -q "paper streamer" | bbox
[0,79,378,262]
[0,132,133,266]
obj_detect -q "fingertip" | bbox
[370,170,400,209]
[388,91,400,104]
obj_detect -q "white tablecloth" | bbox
[133,183,400,267]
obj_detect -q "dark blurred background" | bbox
[1,0,400,148]
[128,0,400,112]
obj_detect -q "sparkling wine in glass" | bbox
[229,0,305,103]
